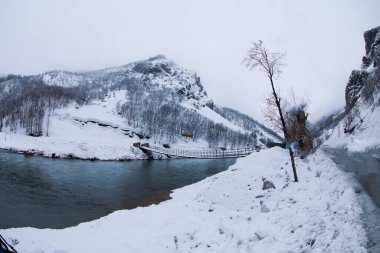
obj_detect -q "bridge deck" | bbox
[139,144,257,159]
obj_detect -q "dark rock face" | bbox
[362,55,373,69]
[206,101,214,110]
[363,26,380,68]
[133,62,172,75]
[345,26,380,109]
[147,54,167,62]
[345,70,369,108]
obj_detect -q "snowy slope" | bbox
[0,148,367,252]
[214,105,283,143]
[324,106,380,152]
[0,90,147,160]
[191,104,247,134]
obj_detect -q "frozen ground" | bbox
[1,148,368,252]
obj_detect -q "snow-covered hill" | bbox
[41,55,212,109]
[0,56,281,160]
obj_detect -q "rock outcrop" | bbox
[363,26,380,68]
[345,26,380,109]
[343,26,380,133]
[345,70,369,108]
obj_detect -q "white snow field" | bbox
[1,148,367,252]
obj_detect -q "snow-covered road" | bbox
[324,147,380,253]
[324,148,380,207]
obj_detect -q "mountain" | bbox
[317,26,380,151]
[0,56,281,160]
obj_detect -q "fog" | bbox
[1,0,379,122]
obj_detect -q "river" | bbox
[0,150,236,229]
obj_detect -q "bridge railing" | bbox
[139,144,258,159]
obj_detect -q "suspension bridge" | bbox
[134,143,259,159]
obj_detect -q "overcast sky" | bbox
[0,0,379,122]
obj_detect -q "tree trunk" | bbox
[269,75,299,182]
[288,146,298,182]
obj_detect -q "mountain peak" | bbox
[362,26,380,69]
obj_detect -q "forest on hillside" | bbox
[0,74,272,148]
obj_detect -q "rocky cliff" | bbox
[345,26,380,109]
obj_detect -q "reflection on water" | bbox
[0,151,235,229]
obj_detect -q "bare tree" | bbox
[243,40,298,182]
[262,93,288,133]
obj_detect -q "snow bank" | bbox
[0,148,367,252]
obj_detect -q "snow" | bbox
[0,121,144,160]
[135,57,212,109]
[0,90,147,160]
[0,148,367,252]
[169,139,210,150]
[42,71,85,87]
[198,106,248,133]
[68,90,134,129]
[324,105,380,152]
[0,86,260,159]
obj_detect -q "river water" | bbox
[0,150,236,229]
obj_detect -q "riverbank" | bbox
[124,191,172,209]
[0,147,368,252]
[0,131,217,161]
[0,147,142,161]
[0,130,149,161]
